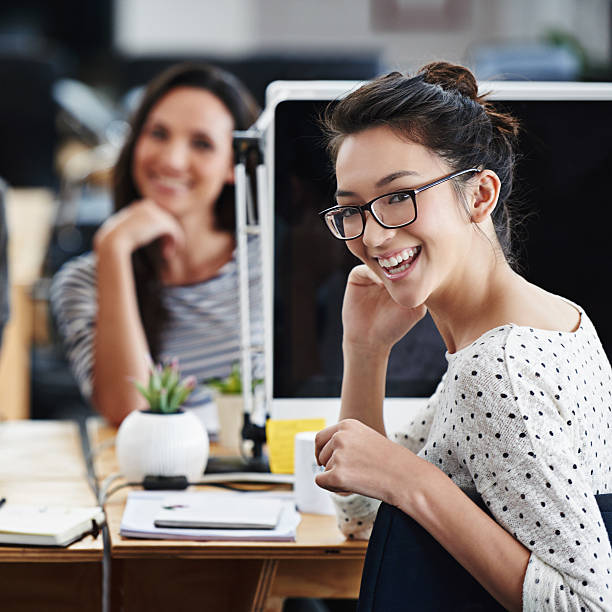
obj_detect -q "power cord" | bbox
[100,474,291,504]
[85,436,116,465]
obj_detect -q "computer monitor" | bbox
[263,80,612,429]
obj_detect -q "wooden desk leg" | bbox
[252,559,279,612]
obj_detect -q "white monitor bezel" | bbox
[262,79,612,431]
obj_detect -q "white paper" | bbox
[120,490,300,542]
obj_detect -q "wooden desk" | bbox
[0,420,88,480]
[88,418,366,612]
[0,420,104,611]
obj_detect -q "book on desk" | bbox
[0,501,105,547]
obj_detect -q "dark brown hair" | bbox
[323,61,521,265]
[113,63,260,359]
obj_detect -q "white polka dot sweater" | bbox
[333,304,612,610]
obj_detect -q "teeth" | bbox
[156,176,189,188]
[378,247,419,270]
[390,261,410,273]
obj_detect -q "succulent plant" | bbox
[132,358,196,413]
[206,362,243,395]
[205,362,263,395]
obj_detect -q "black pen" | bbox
[0,498,5,509]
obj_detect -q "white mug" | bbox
[294,431,335,515]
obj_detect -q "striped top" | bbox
[49,237,263,412]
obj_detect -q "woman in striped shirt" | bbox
[51,63,260,427]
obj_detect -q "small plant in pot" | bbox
[205,363,266,462]
[204,363,245,452]
[116,359,209,483]
[133,359,197,414]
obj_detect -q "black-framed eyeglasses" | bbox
[318,168,480,241]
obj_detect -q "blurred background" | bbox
[0,0,611,423]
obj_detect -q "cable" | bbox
[197,472,293,485]
[85,436,116,464]
[100,474,292,504]
[98,472,125,505]
[101,481,142,504]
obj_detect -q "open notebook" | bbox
[0,503,105,547]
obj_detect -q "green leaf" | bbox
[130,358,198,413]
[149,367,161,394]
[133,381,151,403]
[160,364,171,387]
[159,388,168,413]
[166,383,183,412]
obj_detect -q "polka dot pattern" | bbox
[331,492,380,540]
[336,303,612,610]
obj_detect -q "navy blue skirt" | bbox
[358,493,612,612]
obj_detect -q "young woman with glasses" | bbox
[314,62,612,611]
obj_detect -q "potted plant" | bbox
[116,359,209,482]
[205,363,246,452]
[205,363,266,460]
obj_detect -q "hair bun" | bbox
[419,61,519,138]
[419,61,479,102]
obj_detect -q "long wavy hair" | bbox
[112,63,260,359]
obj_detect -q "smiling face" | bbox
[132,86,235,223]
[335,125,477,309]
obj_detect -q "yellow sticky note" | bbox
[266,418,326,474]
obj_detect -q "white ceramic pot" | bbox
[116,409,209,482]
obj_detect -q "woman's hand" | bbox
[342,264,426,353]
[315,418,415,503]
[93,199,186,259]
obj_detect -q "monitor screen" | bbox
[271,87,612,403]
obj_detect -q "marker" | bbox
[0,498,6,509]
